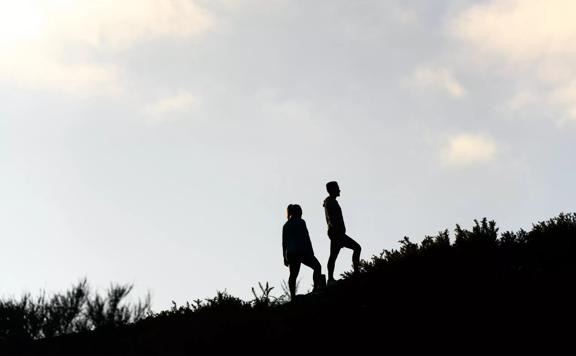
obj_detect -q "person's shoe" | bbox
[312,274,326,293]
[319,274,326,289]
[327,278,337,286]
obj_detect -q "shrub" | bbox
[0,279,151,340]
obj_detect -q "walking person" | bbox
[324,181,362,285]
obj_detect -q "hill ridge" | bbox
[5,213,576,354]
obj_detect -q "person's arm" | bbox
[325,199,345,233]
[324,199,334,226]
[282,225,288,266]
[302,220,314,255]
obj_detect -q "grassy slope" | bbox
[5,214,576,354]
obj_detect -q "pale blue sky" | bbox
[1,0,576,310]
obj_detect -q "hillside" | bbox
[4,213,576,354]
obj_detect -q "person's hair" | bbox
[286,204,302,219]
[326,181,339,193]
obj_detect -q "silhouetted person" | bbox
[282,204,325,299]
[324,181,362,284]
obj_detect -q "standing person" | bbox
[282,204,325,299]
[324,181,362,285]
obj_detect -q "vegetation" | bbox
[2,213,576,353]
[0,279,150,341]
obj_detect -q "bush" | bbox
[0,279,151,340]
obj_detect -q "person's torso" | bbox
[283,219,313,255]
[323,196,345,234]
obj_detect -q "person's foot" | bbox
[312,274,326,293]
[327,278,337,286]
[320,274,327,288]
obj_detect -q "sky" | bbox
[1,0,576,311]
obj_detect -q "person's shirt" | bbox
[282,218,314,258]
[323,196,346,235]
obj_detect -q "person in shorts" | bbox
[324,181,361,284]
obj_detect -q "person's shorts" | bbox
[329,233,360,251]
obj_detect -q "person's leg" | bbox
[339,234,362,273]
[301,255,322,287]
[288,259,301,299]
[327,239,342,282]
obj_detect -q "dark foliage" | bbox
[0,279,151,341]
[3,213,576,354]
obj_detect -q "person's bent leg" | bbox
[327,239,342,282]
[301,255,322,286]
[288,260,301,299]
[341,234,362,273]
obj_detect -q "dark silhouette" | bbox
[324,181,362,284]
[282,204,325,299]
[4,213,576,354]
[0,279,150,341]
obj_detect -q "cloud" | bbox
[143,92,198,116]
[142,92,198,124]
[0,0,212,93]
[452,0,576,61]
[407,65,466,98]
[451,0,576,120]
[441,133,498,166]
[0,43,119,93]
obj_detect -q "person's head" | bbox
[326,181,340,197]
[286,204,302,219]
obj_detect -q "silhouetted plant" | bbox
[0,279,150,340]
[454,218,499,251]
[160,290,249,317]
[251,282,277,309]
[420,230,451,254]
[42,280,90,337]
[347,214,576,279]
[86,283,150,329]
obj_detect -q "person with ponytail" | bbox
[282,204,325,299]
